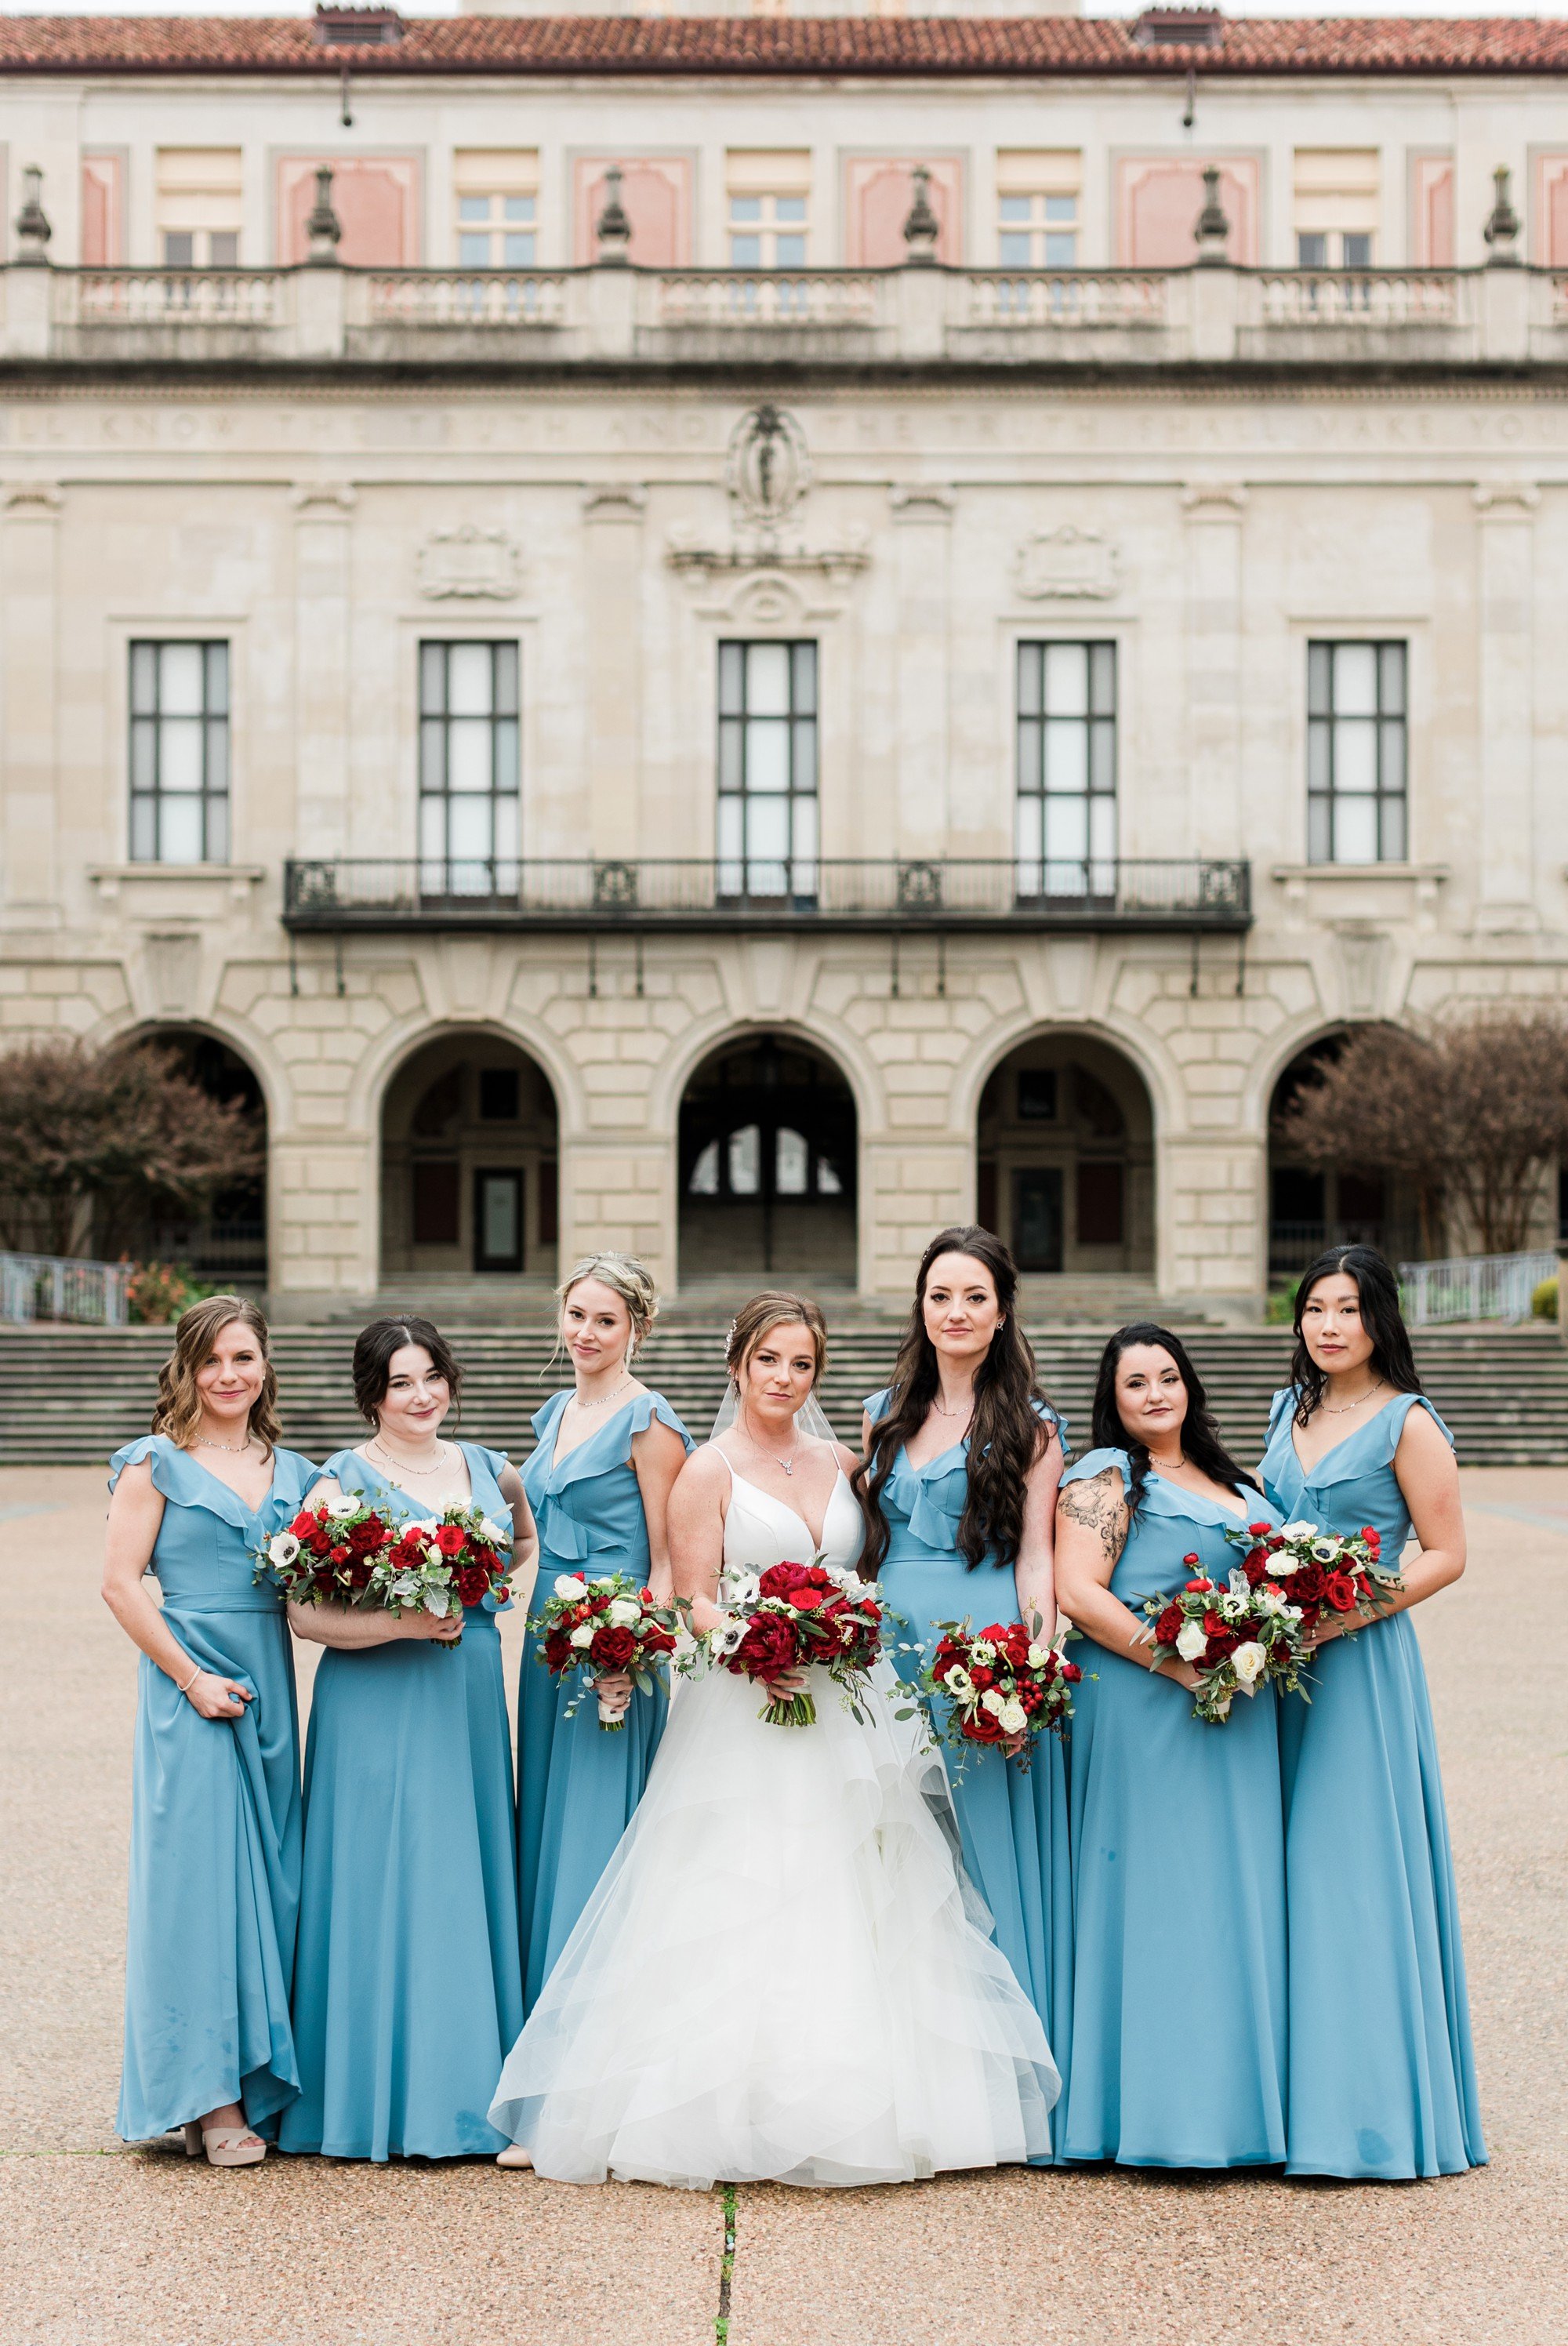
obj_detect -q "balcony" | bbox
[282,857,1251,934]
[3,260,1565,374]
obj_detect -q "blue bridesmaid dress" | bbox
[1058,1447,1289,2167]
[864,1386,1073,2158]
[111,1434,316,2144]
[1261,1389,1486,2179]
[517,1389,691,2010]
[279,1443,523,2161]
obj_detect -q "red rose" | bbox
[1247,1523,1272,1538]
[590,1622,637,1667]
[291,1509,319,1538]
[1204,1629,1240,1662]
[1154,1603,1185,1648]
[963,1708,1004,1744]
[330,1545,350,1565]
[456,1566,492,1608]
[641,1623,677,1656]
[758,1562,811,1599]
[432,1524,466,1557]
[1061,1660,1083,1683]
[1324,1573,1359,1612]
[1184,1578,1213,1595]
[543,1629,572,1672]
[969,1665,994,1690]
[789,1587,826,1611]
[1182,1553,1200,1567]
[1242,1556,1268,1587]
[1361,1526,1380,1544]
[1291,1563,1327,1604]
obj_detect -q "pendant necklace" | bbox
[1321,1378,1386,1417]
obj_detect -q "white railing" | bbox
[1398,1248,1559,1327]
[958,271,1170,329]
[71,269,284,327]
[358,271,569,329]
[1251,270,1462,328]
[646,271,882,329]
[0,1251,132,1327]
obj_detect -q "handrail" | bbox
[1396,1247,1558,1327]
[0,1251,132,1327]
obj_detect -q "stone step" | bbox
[3,1323,1566,1467]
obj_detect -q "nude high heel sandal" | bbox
[495,2143,534,2169]
[183,2121,266,2167]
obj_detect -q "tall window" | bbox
[453,151,539,268]
[996,151,1081,267]
[1015,641,1116,895]
[129,641,230,864]
[1308,641,1407,863]
[726,152,811,268]
[717,641,818,898]
[419,642,520,892]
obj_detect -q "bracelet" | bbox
[176,1663,204,1695]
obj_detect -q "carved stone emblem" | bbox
[727,404,811,527]
[1014,525,1122,601]
[417,525,522,601]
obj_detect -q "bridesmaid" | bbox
[279,1316,537,2163]
[514,1255,691,2021]
[857,1224,1073,2154]
[1054,1324,1288,2167]
[1261,1245,1486,2180]
[102,1295,315,2166]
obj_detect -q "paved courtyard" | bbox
[2,1464,1563,2346]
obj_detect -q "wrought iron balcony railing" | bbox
[283,857,1250,932]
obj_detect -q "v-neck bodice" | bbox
[325,1440,514,1612]
[1259,1389,1451,1558]
[521,1389,692,1576]
[110,1434,317,1614]
[720,1463,865,1586]
[1060,1444,1279,1607]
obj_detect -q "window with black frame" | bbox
[1307,641,1406,864]
[717,641,818,902]
[129,641,230,865]
[418,641,520,897]
[1015,641,1116,900]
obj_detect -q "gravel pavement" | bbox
[2,1465,1562,2345]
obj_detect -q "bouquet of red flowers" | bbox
[1225,1516,1401,1639]
[921,1614,1081,1773]
[1140,1545,1312,1723]
[260,1497,395,1606]
[695,1559,886,1727]
[529,1571,681,1729]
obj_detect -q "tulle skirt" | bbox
[489,1664,1060,2189]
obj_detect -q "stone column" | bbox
[1472,481,1538,932]
[889,487,954,853]
[1,484,63,919]
[1181,481,1248,859]
[292,482,356,858]
[581,486,647,857]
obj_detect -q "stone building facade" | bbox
[2,5,1567,1315]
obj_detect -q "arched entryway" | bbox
[380,1033,558,1283]
[1267,1031,1421,1281]
[976,1033,1154,1276]
[678,1032,857,1280]
[118,1027,268,1284]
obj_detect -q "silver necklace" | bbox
[195,1431,253,1457]
[931,1397,973,1420]
[369,1436,451,1480]
[1321,1378,1387,1417]
[572,1376,633,1414]
[741,1415,800,1477]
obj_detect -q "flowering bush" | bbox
[689,1558,885,1727]
[530,1571,681,1729]
[125,1261,217,1325]
[1139,1534,1313,1723]
[921,1614,1081,1773]
[1225,1516,1401,1640]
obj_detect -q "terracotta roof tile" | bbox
[2,13,1566,80]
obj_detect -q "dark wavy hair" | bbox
[855,1226,1056,1577]
[352,1315,463,1429]
[1090,1322,1258,1520]
[1290,1245,1421,1427]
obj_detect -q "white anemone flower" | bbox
[267,1531,299,1568]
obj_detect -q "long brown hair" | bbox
[855,1226,1054,1574]
[151,1293,281,1458]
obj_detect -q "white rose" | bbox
[568,1622,596,1650]
[1232,1640,1267,1686]
[981,1688,1006,1716]
[1270,1552,1301,1576]
[553,1574,588,1600]
[1025,1644,1047,1670]
[267,1531,299,1567]
[607,1599,642,1628]
[1175,1619,1209,1662]
[590,1574,618,1589]
[998,1699,1029,1736]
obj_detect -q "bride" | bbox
[489,1291,1060,2189]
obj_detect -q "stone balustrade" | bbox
[5,260,1567,371]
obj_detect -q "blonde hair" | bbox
[725,1291,828,1389]
[151,1294,281,1458]
[556,1252,659,1361]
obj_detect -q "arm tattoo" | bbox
[1058,1468,1129,1569]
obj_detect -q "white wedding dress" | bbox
[489,1464,1060,2188]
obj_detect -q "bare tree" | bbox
[1275,1011,1568,1258]
[0,1040,263,1258]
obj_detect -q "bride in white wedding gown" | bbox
[489,1292,1059,2189]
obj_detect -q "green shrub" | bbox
[1532,1275,1559,1322]
[1265,1281,1300,1327]
[126,1262,216,1326]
